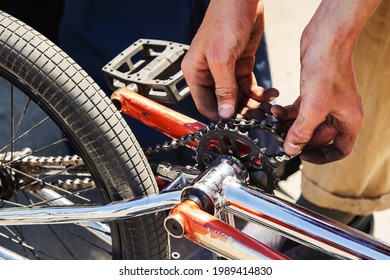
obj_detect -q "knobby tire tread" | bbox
[0,11,168,260]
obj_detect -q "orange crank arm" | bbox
[111,86,205,147]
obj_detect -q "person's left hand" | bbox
[182,0,265,121]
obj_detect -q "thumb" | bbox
[283,109,324,156]
[210,61,239,119]
[215,86,238,119]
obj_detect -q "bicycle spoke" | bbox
[0,230,35,251]
[0,228,60,260]
[37,163,86,182]
[5,224,39,259]
[0,116,50,155]
[18,162,87,190]
[0,199,26,207]
[9,168,94,204]
[31,187,97,209]
[3,90,33,157]
[13,95,32,141]
[54,224,111,255]
[10,84,14,165]
[47,225,77,259]
[20,189,35,206]
[17,191,41,258]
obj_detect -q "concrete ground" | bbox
[264,0,390,244]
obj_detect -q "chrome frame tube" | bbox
[36,188,112,245]
[1,152,390,260]
[0,246,26,260]
[0,191,180,226]
[223,181,390,260]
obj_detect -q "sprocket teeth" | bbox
[145,118,287,194]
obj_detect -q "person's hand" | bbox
[237,86,279,120]
[182,0,264,121]
[271,0,380,164]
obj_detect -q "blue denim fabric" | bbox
[59,0,272,164]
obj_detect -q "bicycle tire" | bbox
[0,11,168,259]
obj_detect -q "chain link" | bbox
[1,153,94,190]
[143,118,290,162]
[1,120,289,191]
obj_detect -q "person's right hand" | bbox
[182,0,264,121]
[271,0,381,164]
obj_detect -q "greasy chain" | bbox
[143,118,290,162]
[1,153,94,190]
[2,119,289,191]
[143,118,291,192]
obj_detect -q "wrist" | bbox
[304,0,381,52]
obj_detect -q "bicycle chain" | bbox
[144,119,290,161]
[143,119,291,193]
[1,120,290,192]
[143,119,289,155]
[1,153,94,190]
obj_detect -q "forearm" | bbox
[303,0,382,53]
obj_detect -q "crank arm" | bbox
[111,86,205,144]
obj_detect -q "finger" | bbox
[189,84,218,120]
[259,102,272,115]
[238,97,274,117]
[301,113,360,163]
[240,96,272,109]
[182,52,219,120]
[304,120,337,149]
[270,104,298,120]
[238,107,266,120]
[240,97,260,110]
[247,87,279,103]
[283,106,327,156]
[209,56,239,119]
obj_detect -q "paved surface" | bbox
[265,0,390,244]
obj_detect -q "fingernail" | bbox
[218,104,235,119]
[284,142,301,156]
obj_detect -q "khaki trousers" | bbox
[301,0,390,215]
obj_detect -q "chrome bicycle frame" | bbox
[0,155,389,260]
[2,86,389,260]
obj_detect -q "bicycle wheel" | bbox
[0,11,168,259]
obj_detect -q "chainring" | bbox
[195,123,279,193]
[143,119,290,194]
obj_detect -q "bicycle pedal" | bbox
[103,38,189,104]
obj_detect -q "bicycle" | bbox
[0,11,389,260]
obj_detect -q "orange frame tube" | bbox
[166,200,289,260]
